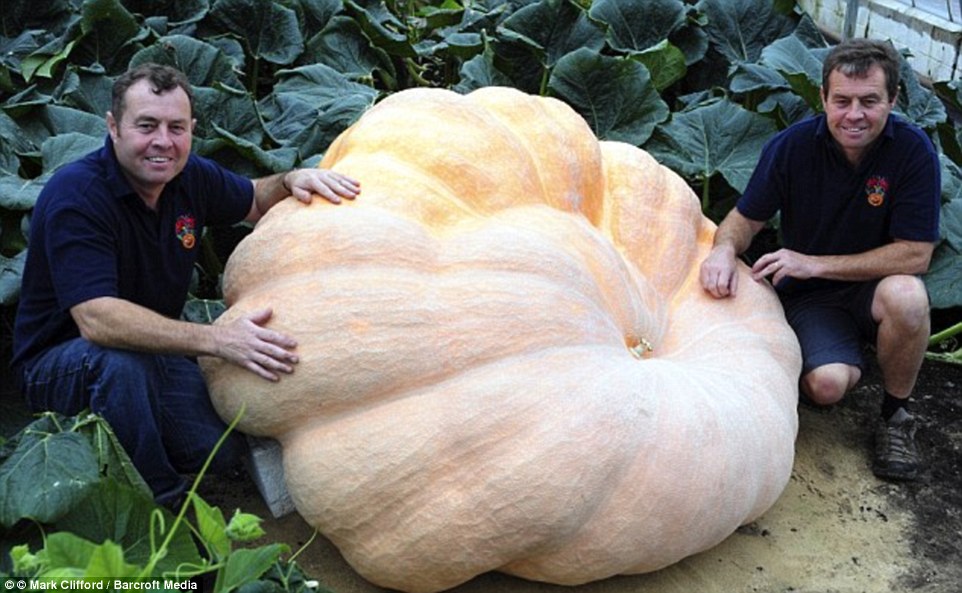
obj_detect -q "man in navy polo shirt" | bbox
[11,63,360,506]
[699,39,940,481]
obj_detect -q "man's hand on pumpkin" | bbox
[700,246,739,298]
[284,169,360,205]
[217,307,299,382]
[752,249,813,286]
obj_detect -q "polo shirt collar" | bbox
[101,135,184,206]
[814,113,897,166]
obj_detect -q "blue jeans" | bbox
[18,338,247,506]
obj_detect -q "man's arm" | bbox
[247,169,360,223]
[700,208,767,298]
[751,239,934,287]
[71,297,298,381]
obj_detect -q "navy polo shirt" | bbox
[737,113,940,294]
[12,136,254,369]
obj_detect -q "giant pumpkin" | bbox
[201,87,802,593]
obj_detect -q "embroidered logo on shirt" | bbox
[175,214,197,249]
[865,176,889,207]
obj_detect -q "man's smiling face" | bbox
[107,78,194,206]
[821,64,895,167]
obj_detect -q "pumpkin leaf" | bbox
[730,61,790,95]
[897,57,947,129]
[75,0,147,72]
[758,35,823,110]
[0,176,42,212]
[130,35,245,90]
[345,0,417,59]
[634,40,688,93]
[0,415,101,527]
[118,0,210,29]
[0,250,28,305]
[53,67,113,115]
[497,0,605,68]
[218,544,289,591]
[209,0,304,66]
[41,132,103,175]
[454,44,514,93]
[192,493,232,561]
[0,0,73,38]
[644,98,777,195]
[303,15,396,83]
[55,482,202,575]
[193,85,264,146]
[925,243,962,309]
[258,64,376,159]
[696,0,797,64]
[548,47,669,146]
[588,0,687,54]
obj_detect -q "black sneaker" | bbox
[872,407,920,481]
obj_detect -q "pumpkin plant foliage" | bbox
[0,0,959,325]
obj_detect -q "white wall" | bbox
[797,0,961,81]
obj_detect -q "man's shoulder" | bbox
[760,115,824,157]
[888,115,936,149]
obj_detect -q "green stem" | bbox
[701,175,711,213]
[929,320,962,346]
[539,66,550,96]
[140,405,247,578]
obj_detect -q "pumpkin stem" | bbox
[628,338,653,359]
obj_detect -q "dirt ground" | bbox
[2,334,959,593]
[197,355,962,593]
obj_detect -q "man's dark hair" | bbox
[111,63,194,123]
[821,38,901,102]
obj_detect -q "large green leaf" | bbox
[758,35,822,110]
[41,132,104,175]
[117,0,210,28]
[730,62,790,95]
[696,0,797,64]
[941,155,962,205]
[42,104,107,136]
[56,483,202,575]
[53,67,113,116]
[897,57,947,130]
[588,0,687,54]
[0,111,31,174]
[76,0,147,72]
[219,544,289,592]
[193,85,263,145]
[925,242,962,309]
[345,0,417,59]
[209,0,304,66]
[634,40,687,93]
[498,0,604,68]
[454,45,514,93]
[548,47,668,146]
[297,0,344,32]
[130,35,244,91]
[303,16,395,82]
[0,0,74,39]
[259,64,375,159]
[0,415,101,527]
[645,98,777,196]
[0,250,28,305]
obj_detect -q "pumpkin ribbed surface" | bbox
[202,86,801,593]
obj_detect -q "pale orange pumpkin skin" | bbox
[202,87,801,593]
